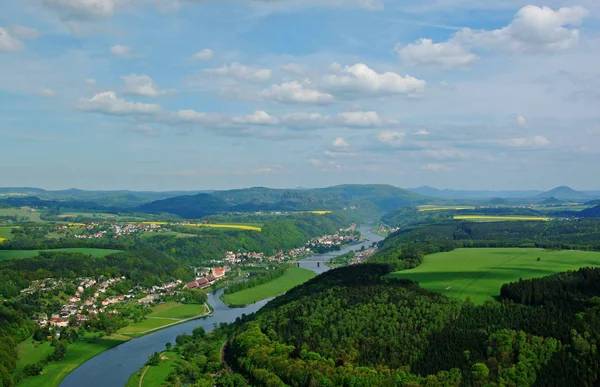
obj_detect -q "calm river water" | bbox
[60,225,383,387]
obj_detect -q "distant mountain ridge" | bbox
[139,184,428,218]
[534,186,592,201]
[409,185,600,201]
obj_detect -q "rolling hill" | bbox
[139,185,428,218]
[534,186,591,201]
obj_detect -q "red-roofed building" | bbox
[213,267,225,278]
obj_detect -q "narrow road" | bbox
[138,366,149,387]
[220,338,233,376]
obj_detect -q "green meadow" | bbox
[119,303,208,336]
[0,248,122,261]
[125,351,182,387]
[387,248,600,304]
[221,268,317,306]
[17,333,130,387]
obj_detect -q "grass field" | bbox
[119,303,208,336]
[221,268,317,306]
[418,205,476,212]
[125,351,182,387]
[17,333,130,387]
[454,215,551,222]
[0,248,122,261]
[0,208,41,222]
[14,339,54,375]
[0,226,15,242]
[387,248,600,304]
[183,223,262,231]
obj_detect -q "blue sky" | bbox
[1,0,599,191]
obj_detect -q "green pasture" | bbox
[148,302,207,319]
[14,339,54,376]
[0,248,122,261]
[386,248,600,304]
[17,333,129,387]
[0,208,42,222]
[125,351,182,387]
[221,268,316,306]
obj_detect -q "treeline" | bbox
[371,220,600,270]
[0,249,191,298]
[224,266,289,295]
[0,306,35,387]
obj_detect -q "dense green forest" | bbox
[166,264,600,386]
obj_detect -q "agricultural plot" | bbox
[0,226,15,242]
[14,339,54,376]
[387,248,600,304]
[119,303,208,336]
[418,205,476,212]
[183,223,262,231]
[454,215,551,222]
[0,248,122,261]
[221,268,316,306]
[0,208,41,222]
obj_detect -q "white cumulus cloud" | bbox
[397,38,480,68]
[258,81,334,105]
[121,74,169,97]
[324,63,425,96]
[37,88,56,98]
[337,111,388,127]
[332,137,349,149]
[0,28,25,52]
[517,115,528,128]
[205,62,272,83]
[503,135,550,148]
[232,110,279,125]
[76,91,161,115]
[377,131,405,147]
[191,48,213,61]
[397,5,589,68]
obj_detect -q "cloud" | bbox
[131,124,157,136]
[332,137,349,149]
[397,39,480,68]
[9,25,40,40]
[324,63,425,96]
[280,111,395,129]
[397,6,590,68]
[503,135,550,148]
[76,91,162,115]
[0,28,25,52]
[110,45,136,58]
[191,48,213,61]
[377,131,405,147]
[337,111,389,127]
[413,130,430,135]
[37,88,56,98]
[232,110,279,125]
[421,163,450,172]
[85,78,96,85]
[44,0,117,20]
[281,63,305,75]
[517,115,528,128]
[308,158,323,167]
[258,81,334,105]
[121,74,171,97]
[205,62,272,83]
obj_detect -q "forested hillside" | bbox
[169,264,600,386]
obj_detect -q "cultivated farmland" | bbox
[387,248,600,304]
[418,205,476,212]
[453,215,551,222]
[183,223,262,231]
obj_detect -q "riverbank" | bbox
[119,303,211,337]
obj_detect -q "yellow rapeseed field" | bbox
[139,222,168,225]
[454,215,551,222]
[183,224,262,231]
[309,211,332,215]
[418,206,475,212]
[0,237,6,243]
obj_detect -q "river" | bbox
[60,225,383,387]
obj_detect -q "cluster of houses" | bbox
[307,233,358,248]
[33,276,184,328]
[223,246,312,265]
[348,246,378,265]
[185,267,228,289]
